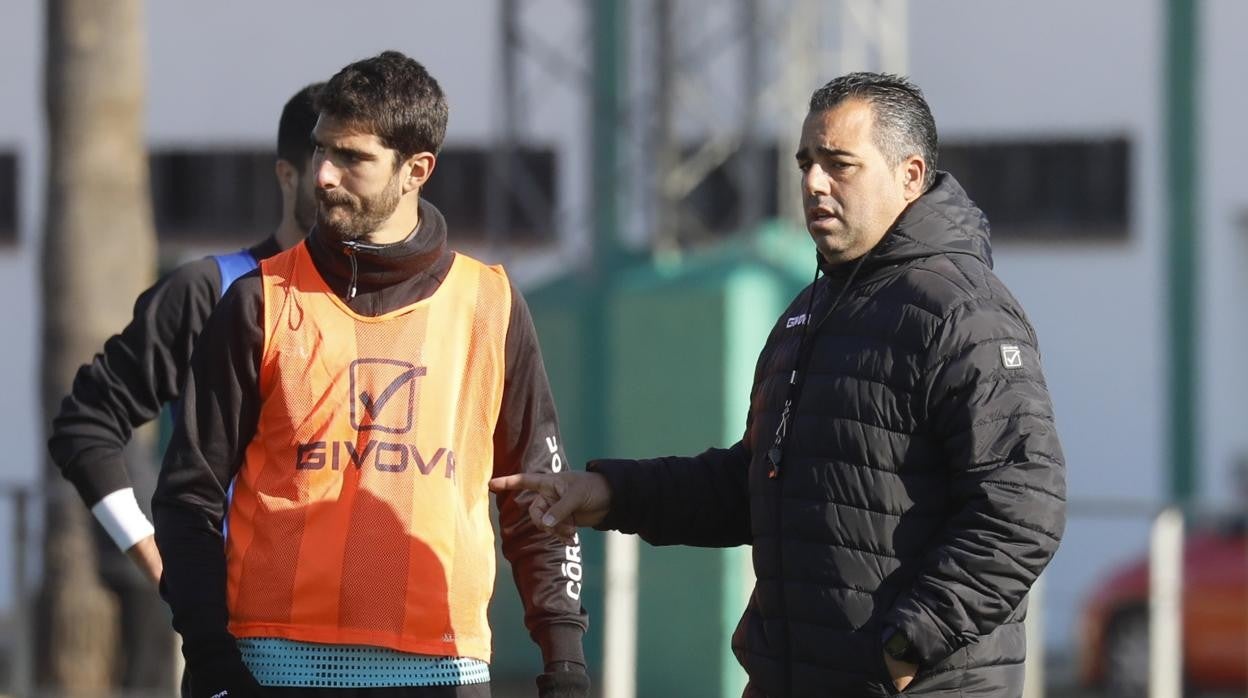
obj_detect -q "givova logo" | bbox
[999,344,1023,369]
[294,358,454,477]
[350,358,427,434]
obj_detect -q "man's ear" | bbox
[901,155,926,202]
[402,152,437,195]
[275,159,298,198]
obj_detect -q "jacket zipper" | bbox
[775,473,793,696]
[769,252,869,696]
[343,243,360,300]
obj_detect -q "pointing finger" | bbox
[489,473,548,495]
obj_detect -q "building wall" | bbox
[0,1,44,618]
[1203,0,1248,506]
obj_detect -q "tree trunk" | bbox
[38,0,156,694]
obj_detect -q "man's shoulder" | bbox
[448,250,508,279]
[889,252,1013,319]
[177,248,267,317]
[166,254,224,285]
[145,255,225,311]
[446,251,514,306]
[166,241,267,288]
[889,254,1036,352]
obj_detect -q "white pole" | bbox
[1023,573,1045,698]
[603,531,639,698]
[12,489,31,698]
[1149,507,1184,698]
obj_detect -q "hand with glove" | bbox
[184,634,264,698]
[536,661,591,698]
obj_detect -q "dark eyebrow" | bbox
[310,134,373,161]
[795,145,858,161]
[338,147,373,160]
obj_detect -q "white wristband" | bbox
[90,488,156,551]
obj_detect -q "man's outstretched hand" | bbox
[488,471,613,543]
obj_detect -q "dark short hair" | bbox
[317,50,449,160]
[277,82,324,171]
[809,72,938,191]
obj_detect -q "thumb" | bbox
[539,479,582,528]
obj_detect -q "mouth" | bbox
[319,199,351,211]
[807,206,837,223]
[318,190,353,207]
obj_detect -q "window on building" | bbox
[664,143,781,244]
[149,146,559,246]
[422,146,558,244]
[150,149,280,244]
[0,152,17,246]
[684,145,780,235]
[938,138,1130,242]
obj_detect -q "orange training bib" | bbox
[225,242,510,662]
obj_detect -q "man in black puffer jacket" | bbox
[493,73,1066,697]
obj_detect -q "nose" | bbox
[802,164,830,199]
[315,153,339,190]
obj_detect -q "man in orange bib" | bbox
[154,51,589,698]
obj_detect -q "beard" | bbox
[293,180,319,234]
[316,173,403,242]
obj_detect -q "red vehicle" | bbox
[1078,520,1248,695]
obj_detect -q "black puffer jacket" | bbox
[592,173,1066,697]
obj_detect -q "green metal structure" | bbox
[1165,0,1200,503]
[490,226,816,695]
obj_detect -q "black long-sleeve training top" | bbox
[49,236,281,510]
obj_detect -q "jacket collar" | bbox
[306,198,450,291]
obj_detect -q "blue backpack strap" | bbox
[212,249,260,299]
